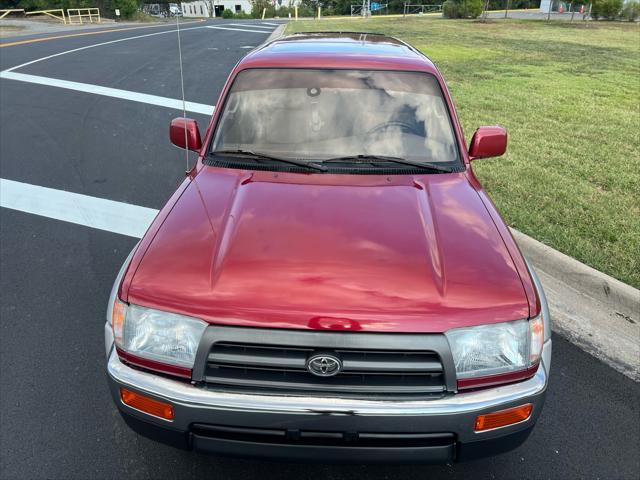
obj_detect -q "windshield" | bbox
[210,68,461,170]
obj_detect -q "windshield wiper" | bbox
[321,155,454,173]
[211,149,327,172]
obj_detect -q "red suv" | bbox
[105,33,551,463]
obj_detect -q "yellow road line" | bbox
[0,19,205,48]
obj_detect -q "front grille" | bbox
[196,327,454,396]
[205,342,446,394]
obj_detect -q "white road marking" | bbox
[0,22,277,116]
[227,23,274,30]
[0,24,219,114]
[0,23,282,236]
[240,45,255,49]
[260,22,280,26]
[0,71,215,115]
[2,25,209,73]
[206,26,273,34]
[0,179,158,238]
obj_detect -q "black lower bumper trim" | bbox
[457,425,534,461]
[192,434,456,463]
[192,423,455,448]
[121,412,190,450]
[120,411,533,463]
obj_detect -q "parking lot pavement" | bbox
[1,20,638,480]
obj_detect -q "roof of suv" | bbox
[239,32,438,73]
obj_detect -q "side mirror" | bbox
[468,126,507,160]
[170,117,202,151]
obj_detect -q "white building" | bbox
[181,0,253,16]
[181,0,299,17]
[539,0,559,12]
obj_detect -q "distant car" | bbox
[105,33,551,463]
[168,3,182,16]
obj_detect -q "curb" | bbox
[511,229,639,315]
[512,228,639,381]
[265,23,286,44]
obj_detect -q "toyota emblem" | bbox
[306,353,342,377]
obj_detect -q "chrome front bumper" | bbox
[106,332,550,454]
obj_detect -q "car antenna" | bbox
[175,12,189,173]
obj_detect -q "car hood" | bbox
[127,168,529,333]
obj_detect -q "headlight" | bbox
[445,315,544,383]
[112,301,207,369]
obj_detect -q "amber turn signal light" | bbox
[474,404,533,432]
[120,388,174,420]
[112,300,126,346]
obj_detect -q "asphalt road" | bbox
[1,20,639,480]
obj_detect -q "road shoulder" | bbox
[514,228,639,381]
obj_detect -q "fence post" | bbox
[570,1,575,21]
[295,6,298,20]
[317,6,321,19]
[261,7,266,19]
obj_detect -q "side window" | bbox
[235,4,241,12]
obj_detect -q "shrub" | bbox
[112,0,138,18]
[275,6,294,17]
[443,1,457,17]
[591,0,623,19]
[443,0,483,18]
[221,8,234,18]
[296,5,316,17]
[621,0,640,20]
[250,0,275,17]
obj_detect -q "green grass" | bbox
[287,18,640,288]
